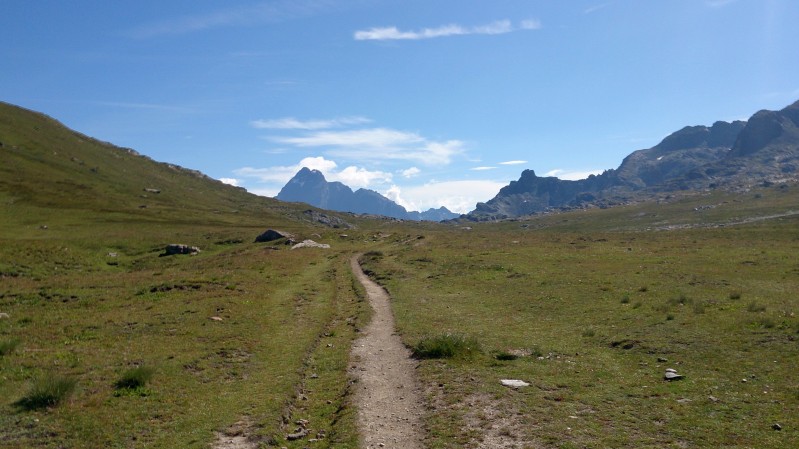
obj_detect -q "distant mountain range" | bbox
[276,167,459,221]
[467,99,799,220]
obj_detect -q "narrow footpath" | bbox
[349,256,425,449]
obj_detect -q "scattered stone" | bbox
[143,188,161,194]
[657,357,668,363]
[303,209,352,228]
[708,395,719,403]
[254,229,295,243]
[773,423,782,431]
[500,379,530,388]
[291,240,330,250]
[286,429,308,441]
[107,252,118,258]
[664,369,684,381]
[0,312,9,319]
[209,316,224,322]
[162,244,200,256]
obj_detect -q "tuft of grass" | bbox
[693,301,706,315]
[746,301,766,313]
[115,366,154,390]
[729,291,742,300]
[412,334,481,359]
[757,317,776,329]
[14,374,76,410]
[0,338,21,356]
[581,328,596,338]
[620,295,630,304]
[493,351,518,361]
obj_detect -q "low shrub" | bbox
[412,334,481,359]
[115,366,154,390]
[15,374,76,410]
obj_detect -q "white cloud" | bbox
[233,156,392,192]
[234,156,338,184]
[499,160,527,165]
[336,166,393,188]
[544,169,604,180]
[273,128,464,165]
[250,116,371,130]
[390,180,507,214]
[382,185,412,210]
[401,167,421,178]
[248,187,281,198]
[219,177,240,186]
[354,19,540,41]
[471,166,496,171]
[474,20,513,35]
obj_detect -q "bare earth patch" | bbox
[350,256,425,448]
[212,419,258,449]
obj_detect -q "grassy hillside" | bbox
[0,102,372,448]
[362,188,799,448]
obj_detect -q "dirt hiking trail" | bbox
[350,256,425,449]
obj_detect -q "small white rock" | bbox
[500,379,530,388]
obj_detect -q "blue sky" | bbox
[3,0,798,213]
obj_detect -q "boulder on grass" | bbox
[291,240,330,250]
[255,229,295,244]
[162,244,200,256]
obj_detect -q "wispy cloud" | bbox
[706,0,739,7]
[272,128,464,165]
[584,3,613,14]
[127,0,333,38]
[471,166,496,171]
[499,160,527,165]
[401,167,421,178]
[354,19,540,41]
[251,116,371,130]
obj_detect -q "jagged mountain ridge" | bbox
[469,99,799,220]
[276,167,459,221]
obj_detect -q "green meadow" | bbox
[2,102,798,447]
[361,188,799,448]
